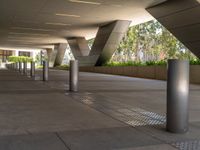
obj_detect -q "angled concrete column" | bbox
[90,20,131,66]
[47,48,58,68]
[23,62,27,75]
[67,37,90,59]
[67,37,95,67]
[43,60,49,81]
[54,43,68,66]
[167,59,189,133]
[69,60,79,92]
[30,61,35,77]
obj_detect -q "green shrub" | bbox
[55,65,69,70]
[105,59,200,67]
[190,59,200,65]
[36,65,43,69]
[105,60,167,67]
[105,61,145,67]
[8,56,33,63]
[146,60,167,66]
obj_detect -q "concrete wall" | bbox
[80,65,200,84]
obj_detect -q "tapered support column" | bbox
[19,62,22,73]
[23,62,27,75]
[54,43,68,66]
[43,60,49,81]
[30,61,35,77]
[69,60,79,92]
[167,59,189,133]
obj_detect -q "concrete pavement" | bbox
[0,69,199,150]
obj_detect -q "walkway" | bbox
[0,69,199,150]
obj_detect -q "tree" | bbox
[111,20,196,63]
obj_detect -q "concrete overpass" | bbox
[1,0,200,149]
[0,0,167,66]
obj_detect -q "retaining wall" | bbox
[80,65,200,84]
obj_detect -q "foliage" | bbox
[104,59,200,67]
[55,65,69,70]
[190,59,200,65]
[111,20,197,63]
[104,60,167,67]
[36,65,43,69]
[35,53,41,65]
[88,38,95,49]
[105,61,144,67]
[145,60,167,66]
[8,56,33,63]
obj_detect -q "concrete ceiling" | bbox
[0,0,166,50]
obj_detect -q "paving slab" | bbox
[0,133,68,150]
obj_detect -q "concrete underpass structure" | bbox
[68,20,131,66]
[0,0,200,149]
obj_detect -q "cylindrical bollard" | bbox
[69,60,79,92]
[13,63,15,70]
[23,62,27,75]
[19,62,22,73]
[43,60,49,81]
[15,63,18,71]
[30,61,35,77]
[11,63,13,70]
[167,59,189,133]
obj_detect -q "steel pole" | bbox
[23,62,27,75]
[69,60,79,92]
[43,60,49,81]
[167,59,189,133]
[19,62,22,73]
[30,61,35,77]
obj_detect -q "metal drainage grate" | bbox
[171,140,200,150]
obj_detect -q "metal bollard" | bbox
[43,60,49,81]
[69,60,79,92]
[14,63,16,71]
[23,62,27,75]
[13,63,15,70]
[19,62,22,73]
[11,63,14,70]
[30,61,35,77]
[167,59,189,133]
[15,63,18,71]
